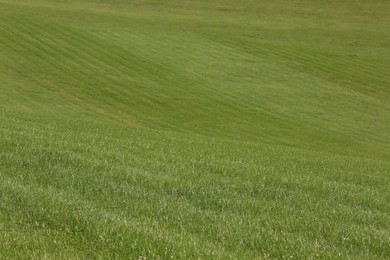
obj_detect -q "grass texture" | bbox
[0,0,389,258]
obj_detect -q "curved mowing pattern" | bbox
[0,0,389,258]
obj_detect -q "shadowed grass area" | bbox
[0,0,389,258]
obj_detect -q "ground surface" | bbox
[0,0,389,258]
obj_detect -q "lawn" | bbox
[0,0,389,258]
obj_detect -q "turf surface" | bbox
[0,0,389,258]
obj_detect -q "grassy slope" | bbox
[0,0,389,258]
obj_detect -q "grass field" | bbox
[1,0,390,258]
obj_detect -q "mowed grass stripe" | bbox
[203,34,390,135]
[55,26,228,124]
[2,12,262,132]
[2,13,250,131]
[213,33,389,88]
[3,14,386,155]
[96,30,347,134]
[259,45,390,98]
[1,16,182,122]
[62,24,312,136]
[206,33,387,88]
[211,35,390,99]
[0,19,147,122]
[0,18,111,106]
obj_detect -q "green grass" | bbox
[0,0,389,258]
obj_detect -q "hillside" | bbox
[1,0,389,258]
